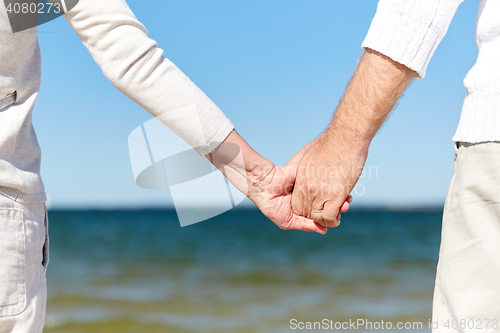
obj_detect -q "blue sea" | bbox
[43,208,443,333]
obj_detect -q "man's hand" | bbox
[291,133,366,227]
[291,49,417,227]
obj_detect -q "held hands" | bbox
[209,130,351,234]
[291,132,368,228]
[245,156,352,235]
[245,161,329,234]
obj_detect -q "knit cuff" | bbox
[362,0,463,78]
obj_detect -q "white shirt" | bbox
[362,0,500,144]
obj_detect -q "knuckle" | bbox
[311,217,323,225]
[322,216,336,226]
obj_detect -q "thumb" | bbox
[286,140,317,167]
[279,165,298,195]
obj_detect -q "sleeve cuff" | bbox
[362,0,463,78]
[194,119,234,156]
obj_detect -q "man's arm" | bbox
[291,48,417,227]
[290,0,465,227]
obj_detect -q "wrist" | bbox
[321,49,416,154]
[244,154,275,205]
[209,129,275,203]
[321,123,370,155]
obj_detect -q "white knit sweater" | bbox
[362,0,499,144]
[0,0,234,203]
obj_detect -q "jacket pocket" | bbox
[0,91,17,111]
[0,208,26,317]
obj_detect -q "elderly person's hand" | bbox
[291,134,364,228]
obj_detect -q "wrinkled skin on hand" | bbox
[291,135,365,228]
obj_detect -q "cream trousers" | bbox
[433,142,500,332]
[0,195,48,333]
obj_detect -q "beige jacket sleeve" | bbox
[62,0,234,155]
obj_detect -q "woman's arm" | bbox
[62,0,233,156]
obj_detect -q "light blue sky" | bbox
[34,0,480,209]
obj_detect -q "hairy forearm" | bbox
[290,49,416,226]
[324,49,417,150]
